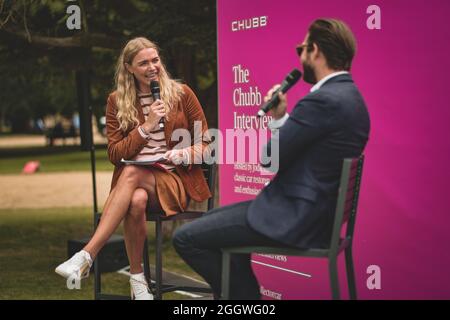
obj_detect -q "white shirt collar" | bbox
[310,71,349,92]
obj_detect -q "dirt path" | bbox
[0,172,111,209]
[0,171,214,210]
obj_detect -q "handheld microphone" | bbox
[257,69,302,117]
[150,80,164,129]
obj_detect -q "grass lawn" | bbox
[0,145,113,174]
[0,207,202,300]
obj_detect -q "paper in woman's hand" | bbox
[120,157,166,165]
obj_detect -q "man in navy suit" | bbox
[173,18,370,299]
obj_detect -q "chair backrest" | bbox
[329,155,365,254]
[200,163,216,211]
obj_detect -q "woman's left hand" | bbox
[164,149,188,165]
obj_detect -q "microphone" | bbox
[257,69,302,117]
[150,80,164,129]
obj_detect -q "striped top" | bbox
[133,92,175,171]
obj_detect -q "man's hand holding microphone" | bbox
[264,84,288,120]
[257,68,301,119]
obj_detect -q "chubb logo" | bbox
[232,16,268,32]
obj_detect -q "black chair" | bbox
[94,163,216,300]
[221,156,365,300]
[144,163,216,300]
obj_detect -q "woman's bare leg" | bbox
[83,165,156,259]
[123,188,148,274]
[99,186,117,216]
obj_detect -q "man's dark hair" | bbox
[307,18,356,71]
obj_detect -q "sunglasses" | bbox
[296,44,308,57]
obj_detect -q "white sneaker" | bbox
[130,273,154,300]
[55,250,93,281]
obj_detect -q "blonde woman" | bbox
[55,37,211,300]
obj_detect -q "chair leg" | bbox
[94,257,101,300]
[94,215,101,300]
[345,247,357,300]
[155,219,163,300]
[221,251,231,300]
[329,258,340,300]
[143,237,151,289]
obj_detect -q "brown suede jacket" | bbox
[105,84,212,202]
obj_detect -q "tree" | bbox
[0,0,217,133]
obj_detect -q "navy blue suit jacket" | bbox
[247,74,370,249]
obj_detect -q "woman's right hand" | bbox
[142,99,166,132]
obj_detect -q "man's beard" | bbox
[302,61,317,85]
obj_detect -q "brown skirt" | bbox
[151,168,188,216]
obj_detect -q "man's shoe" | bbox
[130,273,154,300]
[55,250,93,280]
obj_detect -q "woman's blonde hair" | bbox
[114,37,184,131]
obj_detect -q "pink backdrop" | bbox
[217,0,450,299]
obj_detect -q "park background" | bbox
[0,0,217,300]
